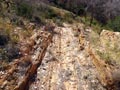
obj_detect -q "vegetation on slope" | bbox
[0,0,81,71]
[48,0,120,32]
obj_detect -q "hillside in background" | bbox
[0,0,120,90]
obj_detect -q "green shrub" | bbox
[31,16,46,25]
[53,19,63,26]
[0,29,9,46]
[0,48,8,61]
[63,12,74,23]
[96,50,112,64]
[16,2,33,19]
[107,16,120,32]
[47,8,58,19]
[10,34,19,44]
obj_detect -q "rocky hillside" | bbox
[0,0,120,90]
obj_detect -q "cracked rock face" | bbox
[0,30,52,90]
[100,30,120,65]
[29,23,106,90]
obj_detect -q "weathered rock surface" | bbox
[100,30,120,65]
[29,23,106,90]
[0,30,52,90]
[1,23,120,90]
[88,29,120,90]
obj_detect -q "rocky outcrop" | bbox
[0,30,52,90]
[1,22,120,90]
[29,23,106,90]
[83,29,120,90]
[100,30,120,64]
[100,30,120,51]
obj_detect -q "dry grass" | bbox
[90,30,120,65]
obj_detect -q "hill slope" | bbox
[0,1,120,90]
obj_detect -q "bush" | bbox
[10,34,19,44]
[0,44,20,62]
[5,44,20,61]
[30,16,46,25]
[16,2,33,19]
[107,16,120,32]
[45,8,58,19]
[63,12,74,23]
[0,30,9,46]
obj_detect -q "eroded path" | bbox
[29,24,106,90]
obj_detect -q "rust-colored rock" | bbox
[0,30,52,90]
